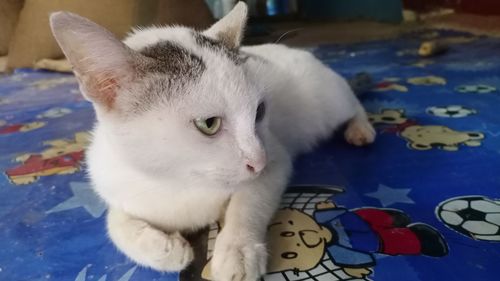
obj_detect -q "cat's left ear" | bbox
[50,12,140,110]
[204,2,248,49]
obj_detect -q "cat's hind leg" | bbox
[107,208,193,271]
[344,104,376,146]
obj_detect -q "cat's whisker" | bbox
[274,28,304,44]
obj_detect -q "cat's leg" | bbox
[211,144,291,281]
[107,207,193,271]
[344,103,376,146]
[211,184,283,281]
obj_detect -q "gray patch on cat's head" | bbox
[192,32,243,64]
[123,41,206,115]
[138,41,206,78]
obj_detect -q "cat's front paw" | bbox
[212,232,267,281]
[345,118,376,146]
[137,229,194,272]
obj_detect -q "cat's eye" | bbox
[194,117,222,136]
[256,102,266,122]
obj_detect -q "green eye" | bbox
[194,117,222,136]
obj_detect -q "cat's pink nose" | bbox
[246,160,266,174]
[246,164,256,173]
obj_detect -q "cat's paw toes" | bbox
[212,236,267,281]
[137,229,193,272]
[345,119,376,146]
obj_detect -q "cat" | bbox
[50,2,375,281]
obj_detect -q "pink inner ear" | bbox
[97,77,119,110]
[81,72,120,110]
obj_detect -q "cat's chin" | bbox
[189,167,260,187]
[208,176,254,188]
[196,173,259,188]
[221,176,259,187]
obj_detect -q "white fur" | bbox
[50,2,375,280]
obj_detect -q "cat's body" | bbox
[50,3,375,281]
[242,44,368,154]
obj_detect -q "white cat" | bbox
[50,3,375,281]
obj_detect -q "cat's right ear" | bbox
[50,12,136,110]
[204,2,248,49]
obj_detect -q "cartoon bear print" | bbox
[400,125,484,151]
[5,132,90,185]
[369,108,484,151]
[374,79,409,92]
[407,75,446,86]
[368,109,408,125]
[0,121,46,135]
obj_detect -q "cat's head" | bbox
[50,3,269,186]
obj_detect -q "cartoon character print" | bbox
[374,75,446,92]
[407,75,446,86]
[194,186,448,281]
[436,196,500,242]
[374,78,408,92]
[36,107,72,119]
[369,108,484,151]
[368,108,417,134]
[400,125,484,151]
[5,132,90,185]
[368,109,408,125]
[269,202,448,278]
[193,186,369,281]
[0,121,46,135]
[266,207,340,275]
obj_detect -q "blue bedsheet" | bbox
[1,29,499,281]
